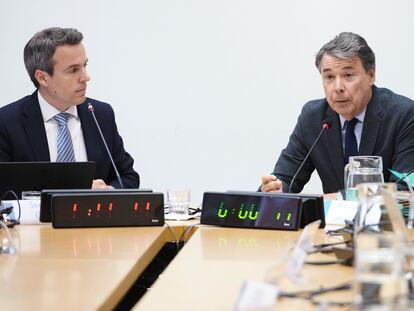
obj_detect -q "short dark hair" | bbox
[24,27,83,88]
[315,32,375,73]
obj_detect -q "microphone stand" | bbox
[88,103,124,188]
[288,122,330,193]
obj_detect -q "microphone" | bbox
[88,103,124,188]
[288,119,332,193]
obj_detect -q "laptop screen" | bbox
[0,162,96,198]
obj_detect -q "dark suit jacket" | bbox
[0,91,140,188]
[273,86,414,193]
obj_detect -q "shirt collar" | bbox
[37,91,79,122]
[339,108,366,130]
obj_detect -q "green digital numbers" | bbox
[217,201,228,218]
[218,201,260,221]
[275,212,281,221]
[248,204,258,220]
[275,211,292,222]
[237,203,259,220]
[238,203,248,219]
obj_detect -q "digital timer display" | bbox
[201,192,302,230]
[50,192,164,228]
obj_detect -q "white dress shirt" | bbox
[38,92,88,162]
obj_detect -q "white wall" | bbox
[1,0,413,202]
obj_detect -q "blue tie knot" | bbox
[345,117,358,130]
[53,113,71,126]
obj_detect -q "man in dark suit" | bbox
[0,27,139,189]
[261,32,414,194]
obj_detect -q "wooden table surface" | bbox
[1,222,354,311]
[136,226,353,310]
[0,224,173,311]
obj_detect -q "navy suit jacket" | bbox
[0,91,140,188]
[273,86,414,193]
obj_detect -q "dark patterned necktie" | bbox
[344,118,358,164]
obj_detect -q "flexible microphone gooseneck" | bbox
[88,103,124,189]
[288,119,332,193]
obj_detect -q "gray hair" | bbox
[315,32,375,73]
[24,27,83,88]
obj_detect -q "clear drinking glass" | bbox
[0,221,17,255]
[167,189,190,215]
[345,156,384,201]
[353,233,407,310]
[354,183,396,235]
[21,191,41,200]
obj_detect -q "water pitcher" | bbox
[344,156,384,200]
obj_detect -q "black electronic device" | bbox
[227,191,325,228]
[40,189,153,222]
[201,191,325,230]
[0,162,95,198]
[262,192,325,228]
[201,192,302,230]
[50,192,164,228]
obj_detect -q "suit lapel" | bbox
[359,86,383,155]
[323,106,345,188]
[77,102,101,163]
[21,92,50,161]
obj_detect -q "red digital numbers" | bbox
[72,203,78,220]
[71,201,154,219]
[133,201,151,216]
[93,202,114,213]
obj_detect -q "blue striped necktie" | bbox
[53,113,76,162]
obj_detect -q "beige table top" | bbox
[0,224,174,311]
[0,220,352,311]
[136,226,353,310]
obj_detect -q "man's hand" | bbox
[323,193,340,200]
[261,175,283,192]
[92,179,114,189]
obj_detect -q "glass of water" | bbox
[353,233,408,309]
[21,191,41,200]
[167,189,190,215]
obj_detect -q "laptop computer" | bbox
[0,162,96,199]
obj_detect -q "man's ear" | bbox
[368,67,376,85]
[34,69,49,87]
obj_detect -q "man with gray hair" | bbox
[0,27,140,189]
[261,32,414,194]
